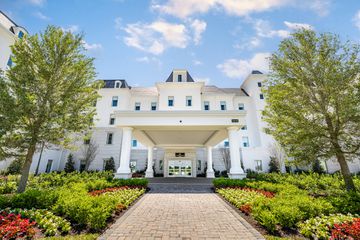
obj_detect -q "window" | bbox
[241,125,247,130]
[151,102,157,111]
[159,160,163,170]
[7,57,12,68]
[178,75,182,82]
[130,160,137,173]
[260,94,264,99]
[45,160,53,173]
[135,102,141,111]
[112,96,118,107]
[109,117,115,125]
[220,101,227,110]
[186,96,192,106]
[204,101,210,110]
[257,82,262,87]
[84,139,90,145]
[224,141,229,147]
[115,81,121,88]
[132,139,137,147]
[197,160,201,171]
[242,136,249,147]
[106,133,113,144]
[168,96,174,106]
[255,160,263,171]
[238,103,245,110]
[18,31,24,39]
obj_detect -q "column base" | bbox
[228,173,246,179]
[206,171,215,178]
[145,171,154,178]
[114,172,132,179]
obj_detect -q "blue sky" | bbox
[2,0,360,87]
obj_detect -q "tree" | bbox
[219,147,231,172]
[81,139,98,171]
[64,153,76,173]
[104,157,115,172]
[264,29,360,191]
[6,158,24,175]
[312,159,325,174]
[268,157,280,173]
[268,142,287,173]
[0,26,101,193]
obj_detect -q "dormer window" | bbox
[115,81,121,88]
[18,31,24,39]
[177,75,182,82]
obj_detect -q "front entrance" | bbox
[168,160,192,177]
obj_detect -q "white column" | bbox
[115,127,133,179]
[227,126,245,179]
[145,146,154,178]
[206,146,215,178]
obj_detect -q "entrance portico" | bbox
[114,111,246,179]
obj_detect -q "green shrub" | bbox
[11,189,58,209]
[213,178,246,188]
[6,158,24,175]
[111,178,148,188]
[64,154,76,173]
[0,180,17,194]
[253,209,278,233]
[0,195,11,209]
[328,191,360,214]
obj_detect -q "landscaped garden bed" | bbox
[0,171,147,239]
[214,173,360,239]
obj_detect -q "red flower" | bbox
[0,211,36,239]
[330,218,360,240]
[239,204,252,215]
[226,187,275,198]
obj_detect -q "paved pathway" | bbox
[99,178,264,240]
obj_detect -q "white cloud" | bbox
[136,56,162,66]
[62,25,79,33]
[152,0,331,18]
[28,0,46,6]
[189,19,207,45]
[152,0,289,19]
[123,20,189,55]
[353,10,360,30]
[33,11,50,20]
[193,60,203,65]
[253,19,290,38]
[284,21,313,30]
[114,17,122,30]
[194,77,210,85]
[82,41,102,51]
[217,52,270,79]
[234,37,261,50]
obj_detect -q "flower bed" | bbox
[0,211,36,239]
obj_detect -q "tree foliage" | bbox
[268,157,280,173]
[264,29,360,191]
[0,26,102,192]
[104,157,115,172]
[64,154,76,173]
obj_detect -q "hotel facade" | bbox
[1,13,359,177]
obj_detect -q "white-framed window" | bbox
[242,136,249,147]
[135,102,141,111]
[151,102,157,111]
[130,160,137,173]
[255,160,263,171]
[115,81,121,88]
[168,96,174,106]
[204,101,210,110]
[260,93,264,100]
[238,103,245,110]
[220,101,227,110]
[178,75,182,82]
[132,139,137,147]
[241,125,247,130]
[257,82,262,87]
[109,117,115,125]
[112,96,118,107]
[45,159,53,173]
[186,96,192,106]
[106,133,113,144]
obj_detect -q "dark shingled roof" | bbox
[102,79,131,89]
[165,71,195,82]
[251,70,263,74]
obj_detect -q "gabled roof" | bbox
[102,79,131,89]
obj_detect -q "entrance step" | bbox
[148,177,213,193]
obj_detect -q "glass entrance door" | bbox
[168,160,192,177]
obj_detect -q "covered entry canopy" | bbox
[113,110,247,179]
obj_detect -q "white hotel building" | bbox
[1,12,359,177]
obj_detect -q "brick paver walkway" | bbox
[100,178,264,240]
